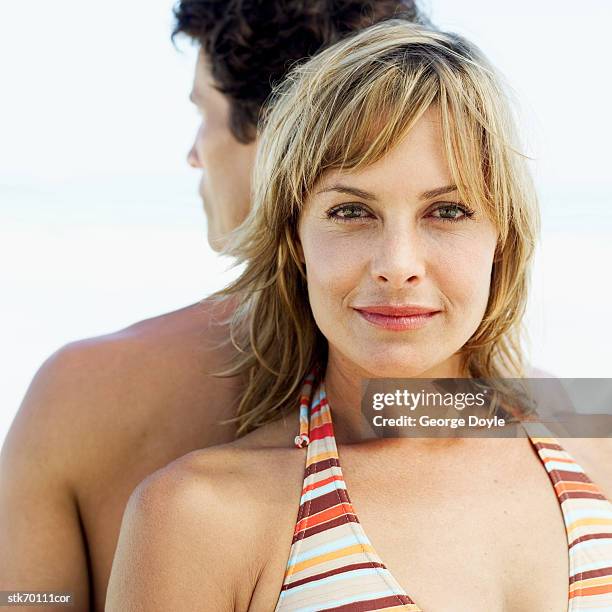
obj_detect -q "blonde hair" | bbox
[207,20,540,437]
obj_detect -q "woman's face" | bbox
[297,107,499,379]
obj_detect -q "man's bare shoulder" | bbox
[70,294,239,372]
[5,296,242,484]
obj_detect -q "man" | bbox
[0,1,427,610]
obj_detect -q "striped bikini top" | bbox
[274,371,612,612]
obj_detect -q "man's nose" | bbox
[187,143,201,169]
[187,123,205,168]
[370,223,426,287]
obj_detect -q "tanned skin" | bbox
[0,296,244,610]
[3,6,611,611]
[0,37,255,612]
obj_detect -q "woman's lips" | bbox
[353,307,441,331]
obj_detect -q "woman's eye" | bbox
[430,203,475,223]
[326,204,372,222]
[326,202,476,223]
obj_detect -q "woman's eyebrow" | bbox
[420,184,458,199]
[315,183,458,201]
[316,184,377,200]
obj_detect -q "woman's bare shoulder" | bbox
[126,417,302,540]
[137,420,301,503]
[107,421,305,610]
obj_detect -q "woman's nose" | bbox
[370,224,426,287]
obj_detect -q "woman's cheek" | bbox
[303,230,367,321]
[436,234,496,323]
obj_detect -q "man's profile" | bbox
[0,1,426,609]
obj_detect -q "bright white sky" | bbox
[1,0,610,187]
[1,1,611,443]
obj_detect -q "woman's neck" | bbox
[323,350,468,445]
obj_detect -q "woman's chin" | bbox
[345,347,461,379]
[354,358,436,379]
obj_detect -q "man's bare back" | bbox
[0,296,243,610]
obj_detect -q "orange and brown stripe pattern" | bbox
[524,431,612,610]
[274,371,612,611]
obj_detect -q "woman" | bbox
[106,22,612,611]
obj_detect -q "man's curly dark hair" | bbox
[172,0,430,143]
